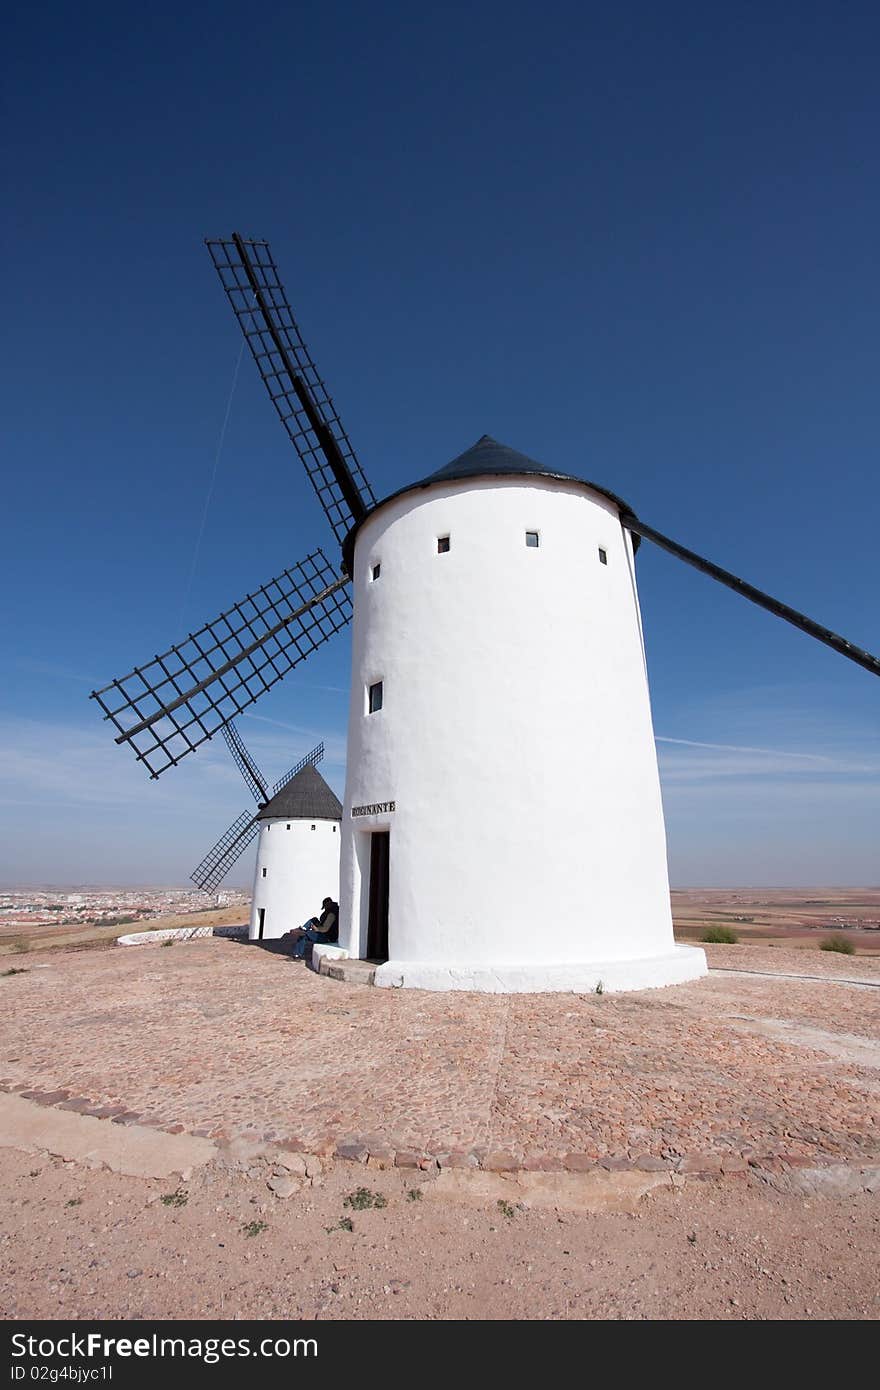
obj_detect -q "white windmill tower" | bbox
[92,233,880,993]
[338,435,702,991]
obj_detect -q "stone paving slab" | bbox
[0,1091,215,1178]
[0,940,877,1174]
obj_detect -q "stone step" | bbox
[317,955,377,986]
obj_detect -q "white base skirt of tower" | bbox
[372,944,707,994]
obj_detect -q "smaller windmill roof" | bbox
[342,435,639,572]
[257,763,342,822]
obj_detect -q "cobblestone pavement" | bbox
[1,941,877,1174]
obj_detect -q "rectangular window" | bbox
[598,547,607,565]
[437,536,450,554]
[371,562,381,581]
[286,823,290,829]
[368,680,384,713]
[525,531,539,547]
[261,867,267,878]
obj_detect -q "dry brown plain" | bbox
[672,887,880,954]
[0,903,248,957]
[5,888,880,959]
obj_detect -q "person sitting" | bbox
[288,897,339,959]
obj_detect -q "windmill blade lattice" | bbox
[206,234,376,546]
[628,518,880,679]
[190,811,259,892]
[272,740,324,796]
[221,720,269,804]
[91,550,352,779]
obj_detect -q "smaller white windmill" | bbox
[189,723,329,910]
[249,761,342,940]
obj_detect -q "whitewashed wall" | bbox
[249,818,341,940]
[339,475,706,992]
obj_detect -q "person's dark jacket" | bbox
[318,902,339,943]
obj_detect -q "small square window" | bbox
[311,824,316,830]
[371,563,381,581]
[525,531,539,548]
[437,536,450,554]
[598,547,607,565]
[368,680,383,713]
[286,823,290,829]
[332,825,337,832]
[261,867,267,878]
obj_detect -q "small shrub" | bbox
[700,926,739,945]
[497,1199,516,1220]
[820,934,855,955]
[407,1187,422,1202]
[160,939,174,949]
[65,1198,82,1207]
[242,1220,268,1237]
[1,967,28,977]
[594,979,604,995]
[160,1188,188,1208]
[344,1187,387,1211]
[325,1217,354,1234]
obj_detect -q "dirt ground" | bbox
[1,1145,877,1321]
[2,910,877,1322]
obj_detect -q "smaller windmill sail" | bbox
[272,740,324,796]
[90,549,351,779]
[221,721,269,804]
[190,811,259,893]
[206,234,377,547]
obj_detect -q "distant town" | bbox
[0,887,250,932]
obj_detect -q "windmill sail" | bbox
[628,518,880,678]
[206,234,376,546]
[91,550,352,779]
[190,811,259,892]
[221,720,269,804]
[272,740,324,796]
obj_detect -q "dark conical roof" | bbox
[257,762,342,822]
[342,435,638,571]
[424,434,572,486]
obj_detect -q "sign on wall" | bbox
[351,801,396,817]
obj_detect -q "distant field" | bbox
[4,888,878,957]
[672,887,880,954]
[0,903,251,956]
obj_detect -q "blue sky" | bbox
[2,1,878,887]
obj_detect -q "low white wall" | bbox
[117,925,248,947]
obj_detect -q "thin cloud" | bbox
[656,735,835,764]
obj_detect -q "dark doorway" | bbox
[257,907,266,940]
[366,831,390,961]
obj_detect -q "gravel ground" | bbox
[706,942,880,980]
[1,941,877,1167]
